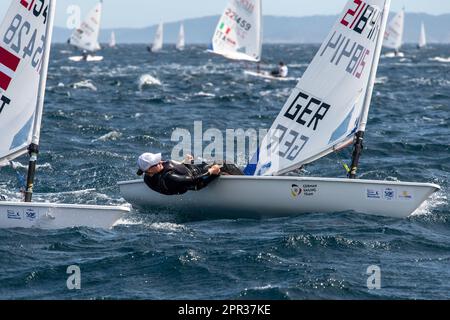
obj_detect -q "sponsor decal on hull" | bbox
[367,189,381,200]
[291,184,302,198]
[398,191,413,201]
[7,209,22,220]
[383,188,396,201]
[291,184,318,198]
[25,208,38,221]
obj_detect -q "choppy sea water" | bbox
[0,44,449,299]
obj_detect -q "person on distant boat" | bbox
[271,62,289,78]
[82,50,89,61]
[137,153,229,196]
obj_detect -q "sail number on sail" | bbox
[320,0,382,79]
[19,0,49,24]
[266,91,329,160]
[224,8,252,31]
[235,0,255,14]
[3,11,47,70]
[0,96,11,115]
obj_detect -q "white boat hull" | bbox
[118,176,439,219]
[244,70,298,81]
[0,202,130,229]
[383,51,405,58]
[69,55,104,62]
[431,57,450,63]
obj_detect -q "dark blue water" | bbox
[0,44,449,299]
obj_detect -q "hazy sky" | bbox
[1,0,449,28]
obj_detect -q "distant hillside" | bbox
[53,13,450,44]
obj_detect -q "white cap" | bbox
[137,153,162,172]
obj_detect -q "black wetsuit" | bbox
[144,161,219,195]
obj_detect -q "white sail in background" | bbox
[211,0,262,62]
[383,8,404,51]
[68,1,102,52]
[418,22,426,48]
[0,0,54,167]
[255,0,390,176]
[152,23,164,52]
[176,24,185,51]
[109,31,116,48]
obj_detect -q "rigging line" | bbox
[334,150,351,175]
[9,161,26,191]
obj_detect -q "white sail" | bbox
[68,1,102,52]
[255,0,390,176]
[176,24,185,51]
[109,31,116,48]
[418,22,426,48]
[211,0,262,62]
[151,23,163,53]
[383,8,404,50]
[0,0,54,167]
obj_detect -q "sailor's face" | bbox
[146,162,164,175]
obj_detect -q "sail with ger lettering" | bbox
[255,0,388,176]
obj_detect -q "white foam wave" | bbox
[10,161,52,170]
[375,76,388,84]
[138,74,162,89]
[92,131,122,142]
[71,80,97,91]
[411,191,447,217]
[194,91,215,98]
[146,222,187,232]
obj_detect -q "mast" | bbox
[25,0,55,202]
[349,0,391,179]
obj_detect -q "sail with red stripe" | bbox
[0,46,21,91]
[0,0,55,167]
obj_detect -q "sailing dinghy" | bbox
[119,0,440,219]
[209,0,262,62]
[417,22,426,49]
[68,1,104,62]
[210,0,289,81]
[383,8,405,57]
[0,0,129,229]
[176,24,185,51]
[210,0,291,81]
[149,23,164,53]
[244,70,298,82]
[109,31,116,48]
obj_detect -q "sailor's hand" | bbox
[208,165,221,176]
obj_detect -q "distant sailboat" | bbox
[109,31,116,48]
[209,0,262,62]
[176,24,185,51]
[0,0,129,229]
[68,1,104,62]
[150,22,164,53]
[418,22,426,49]
[383,8,405,57]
